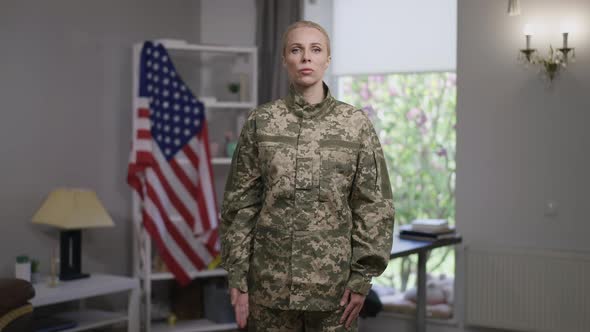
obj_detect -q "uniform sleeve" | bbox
[346,115,395,295]
[219,112,263,292]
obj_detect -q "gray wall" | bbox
[0,0,201,278]
[362,0,590,331]
[200,0,255,46]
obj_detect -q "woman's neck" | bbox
[294,81,325,105]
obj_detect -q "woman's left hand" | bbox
[339,288,365,329]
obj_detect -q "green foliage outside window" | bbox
[339,72,457,292]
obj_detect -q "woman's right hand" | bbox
[230,287,249,329]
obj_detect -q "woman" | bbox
[220,20,395,331]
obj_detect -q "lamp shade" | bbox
[32,188,114,229]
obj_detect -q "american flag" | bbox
[128,41,219,285]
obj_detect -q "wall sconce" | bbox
[507,0,521,16]
[518,23,576,81]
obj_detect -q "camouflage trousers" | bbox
[246,302,358,332]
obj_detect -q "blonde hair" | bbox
[282,20,331,56]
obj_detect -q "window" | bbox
[337,72,456,318]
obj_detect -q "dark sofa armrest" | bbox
[0,279,35,316]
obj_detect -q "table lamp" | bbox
[32,188,114,281]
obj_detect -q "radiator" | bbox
[465,246,590,332]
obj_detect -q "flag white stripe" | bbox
[146,170,213,265]
[137,118,150,129]
[152,142,198,223]
[137,98,150,109]
[144,175,194,272]
[194,139,218,230]
[175,147,204,234]
[135,139,152,153]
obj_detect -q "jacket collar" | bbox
[285,82,335,119]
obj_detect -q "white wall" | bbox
[457,0,590,252]
[0,0,201,278]
[363,0,590,331]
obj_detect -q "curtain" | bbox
[256,0,302,104]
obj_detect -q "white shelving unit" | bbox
[131,40,257,332]
[31,274,140,332]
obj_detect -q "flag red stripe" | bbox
[137,130,151,139]
[142,210,190,286]
[138,108,150,118]
[136,151,153,164]
[206,228,220,256]
[201,125,219,210]
[199,125,219,229]
[168,158,200,229]
[145,183,206,270]
[182,145,212,231]
[150,160,196,227]
[127,165,144,200]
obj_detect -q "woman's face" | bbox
[283,27,330,89]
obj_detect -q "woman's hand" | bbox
[230,287,249,329]
[339,288,365,329]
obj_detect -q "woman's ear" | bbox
[325,56,331,69]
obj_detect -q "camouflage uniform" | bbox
[220,82,395,323]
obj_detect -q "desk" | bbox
[390,234,462,332]
[31,274,139,332]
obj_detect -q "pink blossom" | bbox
[342,81,352,94]
[446,73,457,87]
[388,85,399,97]
[369,75,385,84]
[362,105,376,118]
[406,107,421,121]
[407,108,428,127]
[360,85,371,100]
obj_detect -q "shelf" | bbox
[152,319,237,332]
[51,309,128,332]
[205,101,255,109]
[31,274,139,307]
[149,268,228,281]
[176,158,231,166]
[211,157,231,165]
[157,40,256,54]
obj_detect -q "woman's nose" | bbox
[301,50,310,62]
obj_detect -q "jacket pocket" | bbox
[250,225,291,289]
[258,141,296,199]
[318,140,360,202]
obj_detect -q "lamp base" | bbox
[59,230,90,281]
[59,272,90,281]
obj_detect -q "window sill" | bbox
[373,311,460,327]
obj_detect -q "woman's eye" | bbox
[291,48,300,54]
[312,48,321,53]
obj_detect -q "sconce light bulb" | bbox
[523,24,534,36]
[560,22,573,34]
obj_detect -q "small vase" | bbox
[226,142,237,157]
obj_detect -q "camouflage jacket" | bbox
[220,83,395,311]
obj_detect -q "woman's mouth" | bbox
[299,68,314,74]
